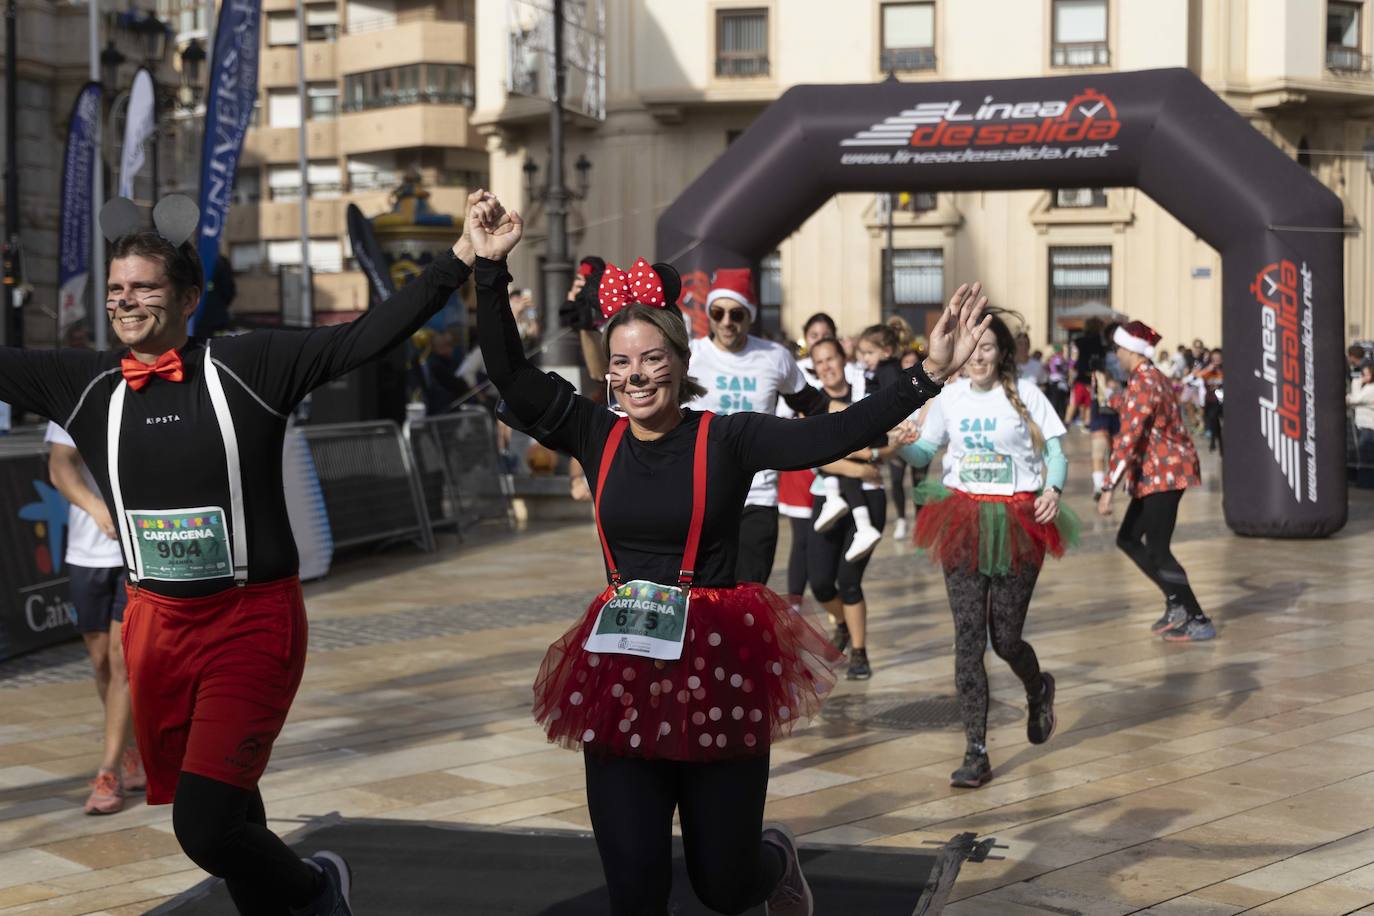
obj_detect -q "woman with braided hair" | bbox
[898,309,1078,788]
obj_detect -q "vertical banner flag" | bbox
[346,203,396,308]
[192,0,261,334]
[117,68,157,199]
[57,82,102,336]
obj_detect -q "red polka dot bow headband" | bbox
[598,258,667,318]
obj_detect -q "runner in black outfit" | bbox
[0,191,486,916]
[474,198,991,915]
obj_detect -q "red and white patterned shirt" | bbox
[1108,360,1201,497]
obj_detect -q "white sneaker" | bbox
[813,497,850,533]
[844,526,882,563]
[893,517,909,539]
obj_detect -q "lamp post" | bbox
[3,0,19,348]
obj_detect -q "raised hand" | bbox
[923,282,993,383]
[468,192,524,260]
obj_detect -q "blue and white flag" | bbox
[192,0,261,334]
[118,68,157,199]
[57,82,102,335]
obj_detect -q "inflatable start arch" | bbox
[656,68,1347,539]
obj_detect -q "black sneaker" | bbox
[1151,600,1188,635]
[831,621,850,653]
[846,647,871,680]
[1027,672,1056,745]
[292,851,353,916]
[949,751,992,789]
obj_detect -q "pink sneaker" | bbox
[120,747,146,793]
[84,769,124,815]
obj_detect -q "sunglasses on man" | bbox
[709,306,750,324]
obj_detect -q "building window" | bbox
[880,2,936,73]
[266,10,299,46]
[348,154,400,190]
[268,164,303,201]
[230,243,263,272]
[1328,1,1366,71]
[716,8,769,78]
[890,191,937,214]
[342,63,474,112]
[232,168,261,205]
[308,82,339,121]
[267,89,300,128]
[758,251,782,335]
[881,248,943,337]
[268,161,343,200]
[1054,188,1107,208]
[268,239,345,272]
[1051,0,1109,67]
[306,2,340,41]
[1049,246,1112,341]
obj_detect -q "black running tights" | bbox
[943,561,1044,751]
[583,750,784,915]
[786,514,810,597]
[1115,489,1203,617]
[173,772,320,915]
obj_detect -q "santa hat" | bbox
[706,268,757,320]
[1113,320,1161,358]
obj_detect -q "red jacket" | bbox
[1108,361,1201,497]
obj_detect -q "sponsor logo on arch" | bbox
[1250,259,1318,504]
[840,87,1122,166]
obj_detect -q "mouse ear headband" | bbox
[99,194,200,246]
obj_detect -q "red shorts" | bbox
[121,577,308,805]
[1071,382,1093,407]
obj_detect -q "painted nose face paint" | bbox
[628,373,647,387]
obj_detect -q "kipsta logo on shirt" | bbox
[17,480,69,576]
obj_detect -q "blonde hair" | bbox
[886,314,915,352]
[601,304,708,404]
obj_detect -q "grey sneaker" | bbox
[950,751,993,788]
[1162,616,1217,642]
[845,647,871,681]
[293,851,353,916]
[1027,672,1056,745]
[1151,600,1188,635]
[762,822,813,916]
[831,621,850,653]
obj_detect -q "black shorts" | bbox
[67,565,129,634]
[1089,409,1121,436]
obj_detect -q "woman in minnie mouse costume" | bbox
[473,195,992,915]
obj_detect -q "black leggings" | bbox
[1115,489,1203,617]
[736,505,779,585]
[808,488,885,605]
[943,561,1044,751]
[785,514,810,597]
[583,750,784,915]
[173,772,319,914]
[888,460,911,521]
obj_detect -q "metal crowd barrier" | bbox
[404,406,514,535]
[300,420,436,553]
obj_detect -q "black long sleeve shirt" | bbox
[475,258,940,588]
[0,251,472,597]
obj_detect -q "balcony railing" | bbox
[346,7,470,34]
[1052,41,1110,67]
[1327,45,1373,75]
[880,47,936,72]
[715,54,770,78]
[1055,188,1108,208]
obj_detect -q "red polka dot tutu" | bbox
[533,584,844,760]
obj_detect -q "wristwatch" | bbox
[870,447,881,463]
[1048,485,1063,496]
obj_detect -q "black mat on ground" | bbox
[152,818,938,915]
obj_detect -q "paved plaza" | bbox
[1,439,1373,914]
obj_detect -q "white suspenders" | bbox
[106,344,249,585]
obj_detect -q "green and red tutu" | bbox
[912,480,1079,576]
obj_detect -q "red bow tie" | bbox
[121,350,186,391]
[598,258,667,319]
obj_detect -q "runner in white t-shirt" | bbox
[45,422,144,814]
[897,310,1078,790]
[686,270,828,583]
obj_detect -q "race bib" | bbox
[584,579,691,661]
[127,506,233,582]
[959,451,1014,494]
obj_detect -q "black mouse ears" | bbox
[99,194,199,247]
